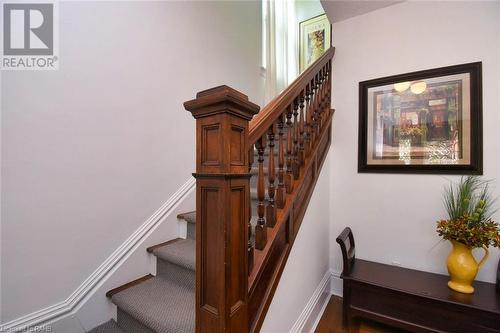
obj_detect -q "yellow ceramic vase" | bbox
[447,240,489,294]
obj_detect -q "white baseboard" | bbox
[288,270,343,333]
[308,290,331,333]
[0,177,196,333]
[289,270,332,333]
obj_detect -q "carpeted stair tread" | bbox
[251,188,258,200]
[178,212,196,240]
[152,238,195,271]
[111,275,194,333]
[186,222,195,240]
[178,211,195,224]
[250,166,277,175]
[176,212,258,227]
[87,320,125,333]
[250,215,258,227]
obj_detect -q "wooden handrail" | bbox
[249,47,335,145]
[185,47,335,333]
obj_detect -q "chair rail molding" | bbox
[0,177,196,332]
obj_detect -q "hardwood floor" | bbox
[315,296,408,333]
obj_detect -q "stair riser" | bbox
[156,259,195,289]
[187,222,195,240]
[117,309,155,333]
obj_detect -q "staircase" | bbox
[89,218,196,333]
[88,47,335,333]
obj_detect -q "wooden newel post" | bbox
[184,85,260,333]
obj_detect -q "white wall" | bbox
[296,0,325,23]
[1,0,263,325]
[320,1,401,23]
[327,1,500,283]
[261,157,331,333]
[0,70,3,323]
[292,0,326,83]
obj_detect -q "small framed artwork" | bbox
[299,13,331,73]
[358,62,483,174]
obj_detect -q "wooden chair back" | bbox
[336,227,356,276]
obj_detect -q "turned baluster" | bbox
[322,66,329,123]
[266,125,276,227]
[310,77,318,144]
[321,64,328,120]
[248,149,254,274]
[276,114,286,208]
[255,138,267,250]
[323,65,329,120]
[315,70,322,131]
[317,68,325,130]
[314,73,321,139]
[292,97,300,180]
[304,84,312,158]
[298,91,305,166]
[285,106,294,194]
[326,60,332,117]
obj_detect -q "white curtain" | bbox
[262,0,298,104]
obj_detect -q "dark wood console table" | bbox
[337,228,500,333]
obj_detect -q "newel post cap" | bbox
[184,85,260,120]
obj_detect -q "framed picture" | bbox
[358,62,483,174]
[299,13,331,73]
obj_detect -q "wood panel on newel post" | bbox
[184,86,260,333]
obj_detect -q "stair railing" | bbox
[185,47,335,333]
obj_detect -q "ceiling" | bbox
[320,0,403,23]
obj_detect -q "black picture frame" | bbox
[358,62,483,174]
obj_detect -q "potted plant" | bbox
[437,176,500,294]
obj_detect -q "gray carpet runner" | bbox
[112,259,194,333]
[88,320,125,333]
[89,148,277,333]
[181,212,196,240]
[88,236,196,333]
[152,239,195,272]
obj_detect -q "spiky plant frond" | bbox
[443,176,497,224]
[439,176,499,248]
